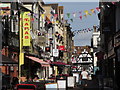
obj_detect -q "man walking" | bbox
[80,68,89,87]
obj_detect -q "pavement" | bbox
[68,77,100,90]
[68,77,114,90]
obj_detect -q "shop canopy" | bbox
[26,56,50,67]
[50,61,70,66]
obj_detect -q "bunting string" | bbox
[72,25,99,36]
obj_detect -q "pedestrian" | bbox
[33,75,39,82]
[11,77,19,89]
[27,77,33,82]
[80,68,89,87]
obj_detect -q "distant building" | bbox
[71,46,93,74]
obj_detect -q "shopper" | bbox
[80,68,89,87]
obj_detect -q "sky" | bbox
[43,0,99,46]
[43,0,98,2]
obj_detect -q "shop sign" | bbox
[58,46,65,51]
[45,83,58,90]
[23,12,31,46]
[53,49,59,57]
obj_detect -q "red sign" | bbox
[58,46,65,51]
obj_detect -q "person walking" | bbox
[11,77,19,89]
[80,68,89,87]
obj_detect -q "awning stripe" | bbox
[26,56,50,67]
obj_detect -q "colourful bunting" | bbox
[73,25,99,36]
[64,6,103,23]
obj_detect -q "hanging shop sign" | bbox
[45,47,50,52]
[23,12,31,46]
[58,46,65,51]
[67,76,75,87]
[53,49,59,57]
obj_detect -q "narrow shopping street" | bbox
[1,0,120,90]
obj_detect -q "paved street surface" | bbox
[68,77,113,90]
[68,77,99,90]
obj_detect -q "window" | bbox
[82,57,88,61]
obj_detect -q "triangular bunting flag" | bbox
[84,10,89,15]
[90,9,95,13]
[70,19,73,22]
[73,13,76,18]
[80,16,82,20]
[88,28,91,31]
[67,13,70,18]
[41,14,45,19]
[88,13,92,16]
[96,7,100,12]
[84,14,87,18]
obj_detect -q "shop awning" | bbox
[26,56,50,67]
[50,61,70,66]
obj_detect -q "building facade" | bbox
[98,1,120,89]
